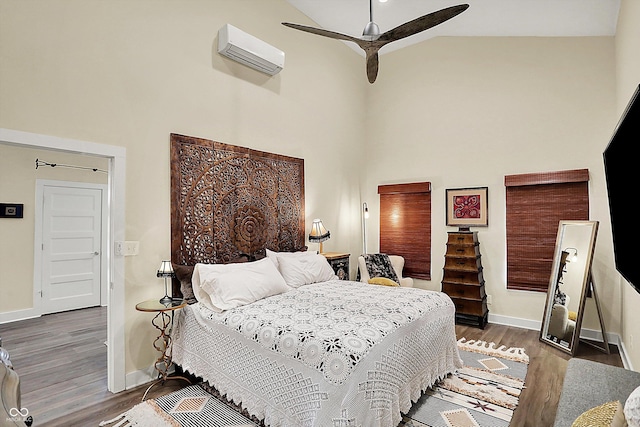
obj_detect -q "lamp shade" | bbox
[564,247,578,263]
[309,218,330,243]
[157,260,174,304]
[157,260,174,277]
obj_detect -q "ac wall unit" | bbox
[217,24,285,76]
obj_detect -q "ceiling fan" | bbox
[282,1,469,83]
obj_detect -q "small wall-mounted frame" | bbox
[446,187,488,228]
[0,203,24,218]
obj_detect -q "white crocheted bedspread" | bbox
[172,280,462,427]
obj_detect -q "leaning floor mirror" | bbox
[540,220,608,356]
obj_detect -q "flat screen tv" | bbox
[603,84,640,295]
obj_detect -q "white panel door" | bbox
[41,184,103,314]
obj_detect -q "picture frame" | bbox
[446,187,488,228]
[0,203,24,218]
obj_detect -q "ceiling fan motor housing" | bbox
[362,21,380,39]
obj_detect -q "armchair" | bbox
[548,304,576,344]
[357,254,414,287]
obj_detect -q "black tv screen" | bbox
[603,84,640,295]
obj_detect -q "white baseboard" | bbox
[617,341,634,371]
[125,365,156,390]
[488,312,541,331]
[0,308,40,324]
[487,313,632,370]
[125,363,177,390]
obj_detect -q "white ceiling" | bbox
[286,0,621,55]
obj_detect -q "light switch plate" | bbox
[115,241,139,256]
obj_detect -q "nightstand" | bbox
[322,252,350,280]
[135,298,190,400]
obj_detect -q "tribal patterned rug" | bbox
[402,338,529,427]
[100,338,527,427]
[99,385,258,427]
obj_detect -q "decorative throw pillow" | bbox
[571,401,627,427]
[192,257,290,312]
[276,252,337,287]
[173,264,196,303]
[363,253,400,283]
[555,289,568,306]
[626,385,640,427]
[368,277,400,287]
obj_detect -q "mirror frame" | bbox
[540,220,599,355]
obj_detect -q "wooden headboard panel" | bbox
[170,133,305,296]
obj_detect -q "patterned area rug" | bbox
[401,338,529,427]
[100,338,527,427]
[99,384,258,427]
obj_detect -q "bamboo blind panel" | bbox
[505,178,589,292]
[504,169,589,187]
[378,182,431,280]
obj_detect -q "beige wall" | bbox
[364,35,618,328]
[615,0,640,370]
[1,0,638,378]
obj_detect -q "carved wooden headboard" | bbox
[169,134,305,296]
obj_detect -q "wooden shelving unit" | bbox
[441,231,488,328]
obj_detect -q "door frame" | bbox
[0,128,126,393]
[34,179,109,312]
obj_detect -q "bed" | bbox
[168,134,462,427]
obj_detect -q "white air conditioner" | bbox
[217,24,285,76]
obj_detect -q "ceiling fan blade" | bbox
[283,3,469,84]
[379,4,469,43]
[366,51,379,84]
[282,22,360,43]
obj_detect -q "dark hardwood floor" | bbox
[0,307,623,426]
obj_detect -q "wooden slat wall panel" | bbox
[378,183,431,280]
[506,180,589,292]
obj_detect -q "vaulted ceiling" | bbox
[286,0,621,55]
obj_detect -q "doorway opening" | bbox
[0,128,126,392]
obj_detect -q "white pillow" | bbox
[192,258,290,312]
[265,248,314,269]
[276,252,337,287]
[626,385,640,427]
[265,248,281,269]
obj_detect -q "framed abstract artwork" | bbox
[446,187,488,228]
